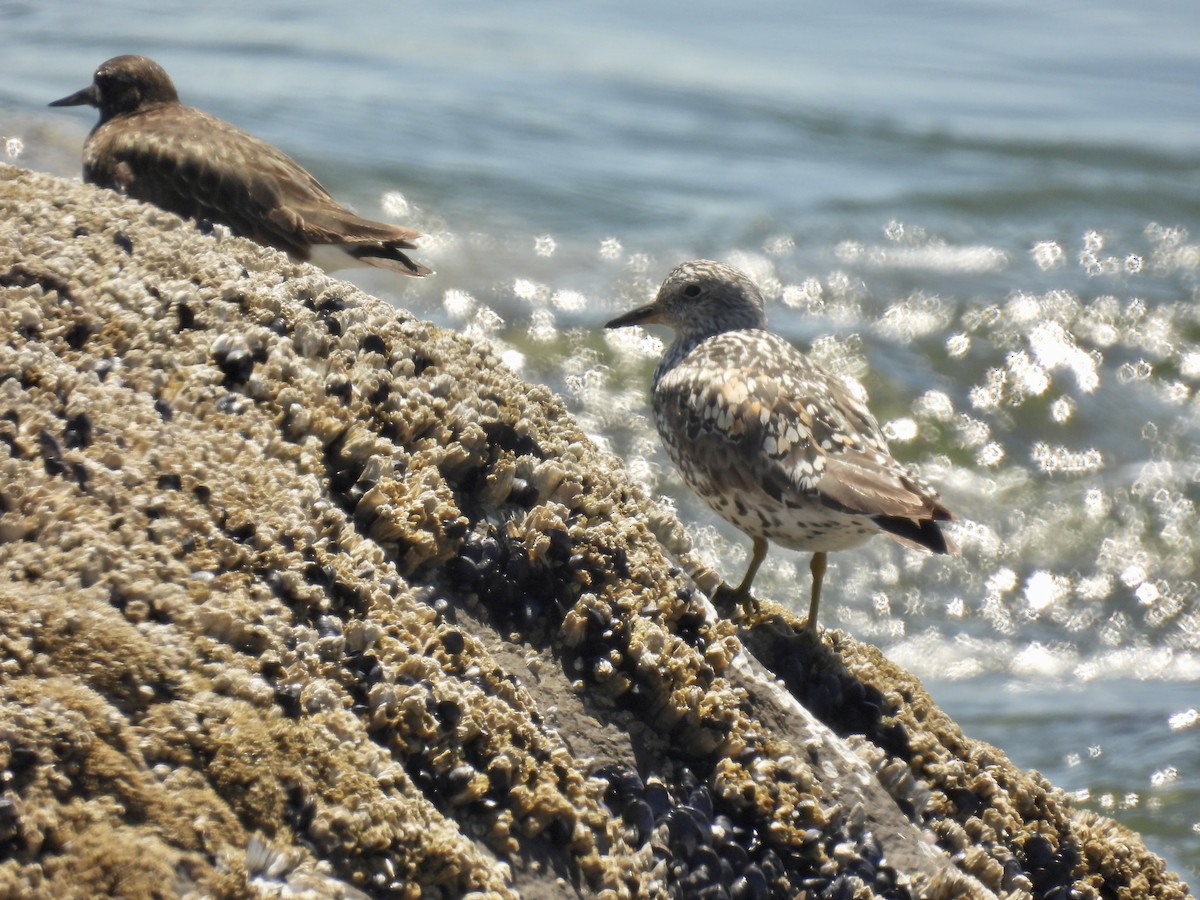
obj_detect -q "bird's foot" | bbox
[714,582,758,621]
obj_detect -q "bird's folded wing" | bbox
[92,107,420,254]
[657,334,945,523]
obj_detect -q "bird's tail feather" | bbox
[873,514,955,555]
[347,244,433,277]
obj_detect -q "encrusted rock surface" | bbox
[0,163,1188,898]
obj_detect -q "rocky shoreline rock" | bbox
[0,163,1188,898]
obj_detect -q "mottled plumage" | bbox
[50,55,430,276]
[607,260,953,630]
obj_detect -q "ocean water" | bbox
[2,0,1198,882]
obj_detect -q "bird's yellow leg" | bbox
[806,551,827,632]
[730,537,769,615]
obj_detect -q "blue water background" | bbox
[3,0,1198,881]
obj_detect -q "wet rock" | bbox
[0,164,1187,900]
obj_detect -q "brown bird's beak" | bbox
[605,303,663,329]
[49,84,99,108]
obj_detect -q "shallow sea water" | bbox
[2,0,1198,882]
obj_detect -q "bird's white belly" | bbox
[673,455,879,552]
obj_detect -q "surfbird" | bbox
[606,260,953,631]
[50,55,431,276]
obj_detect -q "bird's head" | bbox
[50,55,179,122]
[605,259,768,340]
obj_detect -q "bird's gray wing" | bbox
[657,332,948,524]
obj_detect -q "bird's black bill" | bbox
[49,85,98,108]
[605,304,661,329]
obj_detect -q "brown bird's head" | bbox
[49,55,180,124]
[606,259,769,342]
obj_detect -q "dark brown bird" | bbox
[50,55,431,276]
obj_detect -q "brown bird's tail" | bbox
[298,200,432,276]
[347,243,433,277]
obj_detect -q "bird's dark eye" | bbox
[683,284,702,298]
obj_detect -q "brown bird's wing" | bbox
[279,186,431,277]
[656,331,952,551]
[84,105,429,274]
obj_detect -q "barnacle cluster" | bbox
[0,164,1187,898]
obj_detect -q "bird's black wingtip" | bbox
[873,514,953,555]
[349,244,433,278]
